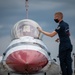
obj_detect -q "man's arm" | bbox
[37,27,57,37]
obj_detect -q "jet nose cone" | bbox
[6,50,48,73]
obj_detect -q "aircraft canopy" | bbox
[12,19,42,39]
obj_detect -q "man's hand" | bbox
[37,27,43,32]
[55,38,60,42]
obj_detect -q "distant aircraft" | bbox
[0,0,59,75]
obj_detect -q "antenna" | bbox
[25,0,29,19]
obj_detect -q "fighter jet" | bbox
[0,19,51,75]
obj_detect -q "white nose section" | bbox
[6,50,48,73]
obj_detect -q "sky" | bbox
[0,0,75,61]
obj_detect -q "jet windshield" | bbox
[12,19,42,39]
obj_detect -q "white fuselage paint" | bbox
[3,36,51,73]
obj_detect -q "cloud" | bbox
[63,9,75,17]
[29,1,65,11]
[0,25,3,29]
[0,0,24,9]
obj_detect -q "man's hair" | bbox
[55,12,63,19]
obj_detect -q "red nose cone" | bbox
[6,50,48,74]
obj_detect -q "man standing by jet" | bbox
[37,12,73,75]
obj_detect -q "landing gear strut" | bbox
[44,72,46,75]
[8,73,10,75]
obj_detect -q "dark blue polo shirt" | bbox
[55,20,72,50]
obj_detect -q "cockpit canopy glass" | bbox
[12,19,42,39]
